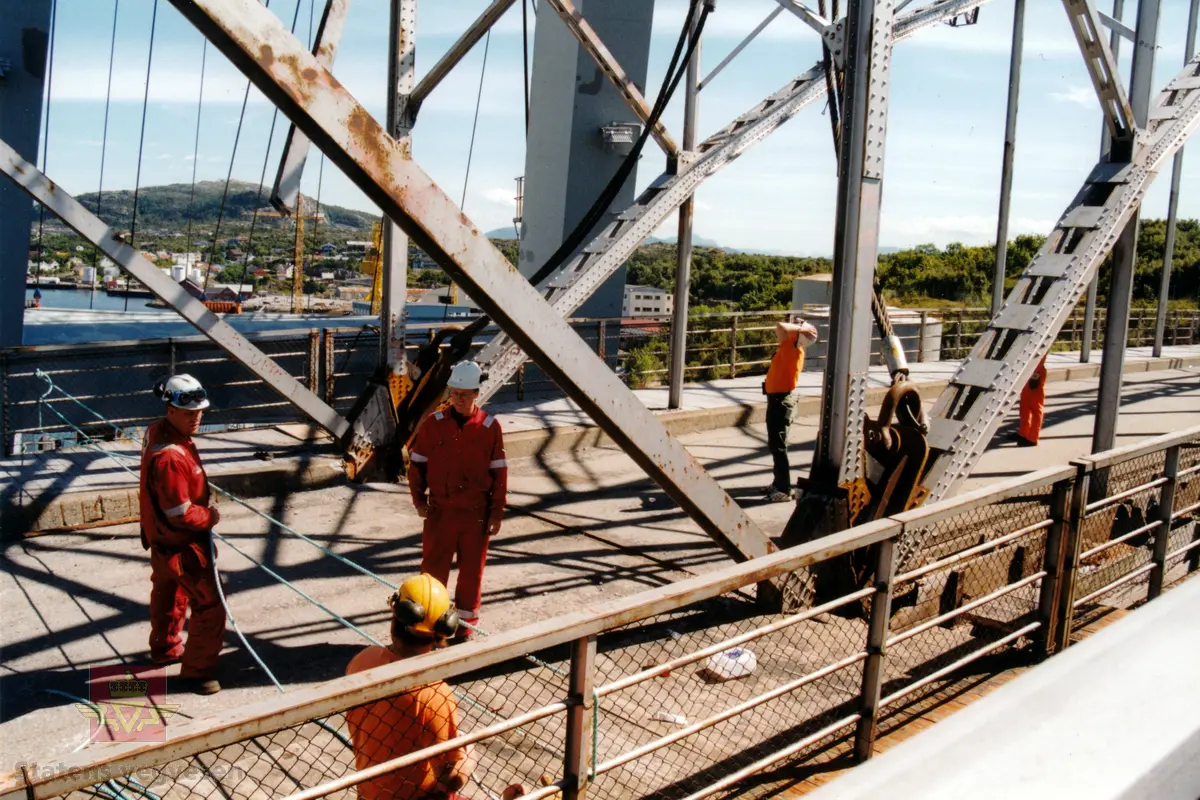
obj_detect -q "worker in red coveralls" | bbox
[408,361,506,639]
[140,374,224,695]
[1017,355,1049,447]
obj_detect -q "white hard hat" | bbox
[447,361,482,390]
[155,374,210,410]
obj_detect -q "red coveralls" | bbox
[408,407,507,628]
[1018,355,1049,445]
[139,419,225,677]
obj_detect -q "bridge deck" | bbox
[1,360,1197,782]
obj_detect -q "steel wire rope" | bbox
[522,0,531,134]
[202,0,276,294]
[33,371,569,684]
[231,0,307,306]
[468,0,706,338]
[124,0,161,312]
[184,42,209,270]
[32,0,58,294]
[32,378,564,756]
[460,28,491,211]
[31,377,359,748]
[90,0,123,302]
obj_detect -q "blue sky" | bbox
[37,0,1199,255]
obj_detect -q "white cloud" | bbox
[480,186,516,207]
[1049,85,1096,106]
[887,214,1053,243]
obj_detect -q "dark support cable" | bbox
[126,0,161,312]
[237,0,307,301]
[184,42,208,267]
[33,0,58,292]
[450,0,706,349]
[461,29,492,210]
[522,0,531,135]
[204,0,275,292]
[525,0,705,289]
[91,0,121,287]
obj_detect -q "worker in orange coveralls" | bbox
[1017,355,1049,447]
[140,374,224,695]
[408,361,507,639]
[763,319,819,502]
[345,575,526,800]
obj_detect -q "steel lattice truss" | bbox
[2,0,1198,566]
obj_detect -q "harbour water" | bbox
[25,286,169,313]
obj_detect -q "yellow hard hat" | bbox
[389,574,459,639]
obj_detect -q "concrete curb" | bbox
[4,456,344,539]
[7,355,1198,537]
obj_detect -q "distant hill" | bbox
[67,181,380,233]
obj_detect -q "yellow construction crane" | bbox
[362,221,384,314]
[291,192,306,314]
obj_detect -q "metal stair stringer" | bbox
[919,56,1200,520]
[476,0,994,401]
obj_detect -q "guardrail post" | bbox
[307,329,320,391]
[563,634,597,799]
[1053,463,1090,652]
[1035,478,1073,659]
[168,338,177,374]
[1148,445,1181,600]
[854,536,896,762]
[517,363,526,402]
[917,311,927,363]
[323,329,336,406]
[597,319,607,362]
[729,314,738,378]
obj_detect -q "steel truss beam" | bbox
[165,0,779,567]
[271,0,350,213]
[1061,0,1137,150]
[475,0,992,402]
[816,0,897,485]
[542,0,679,157]
[921,55,1200,504]
[0,138,355,441]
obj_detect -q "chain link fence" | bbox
[12,305,1194,455]
[9,426,1199,800]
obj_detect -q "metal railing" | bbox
[4,306,1197,453]
[5,425,1197,800]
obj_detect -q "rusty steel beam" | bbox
[0,138,355,441]
[271,0,351,214]
[165,0,775,565]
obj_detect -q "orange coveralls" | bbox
[408,408,507,628]
[1018,356,1049,445]
[139,419,224,677]
[345,646,468,800]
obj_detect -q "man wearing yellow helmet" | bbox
[345,574,476,799]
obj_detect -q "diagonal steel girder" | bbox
[476,0,993,401]
[1061,0,1137,150]
[921,55,1200,503]
[543,0,679,158]
[271,0,351,213]
[0,138,356,442]
[166,0,778,565]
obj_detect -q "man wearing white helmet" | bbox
[407,360,507,638]
[139,374,224,694]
